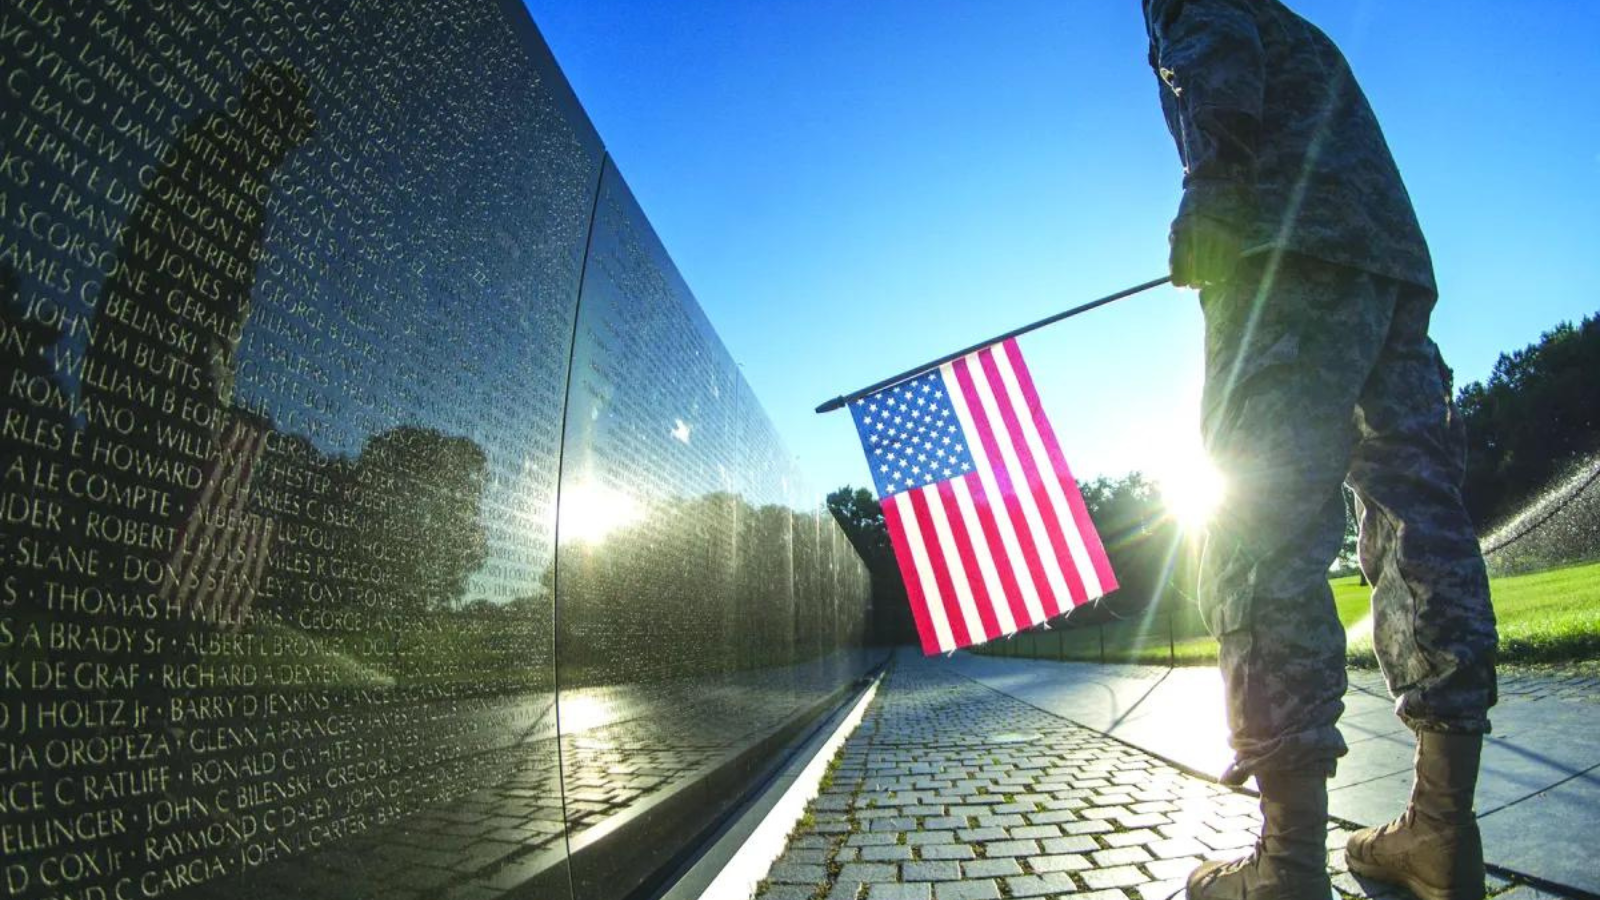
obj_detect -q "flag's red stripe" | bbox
[936,479,1001,642]
[951,355,1060,622]
[961,472,1033,633]
[1001,339,1119,592]
[978,347,1088,608]
[883,496,941,655]
[906,487,975,648]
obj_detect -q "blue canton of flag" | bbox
[850,370,976,498]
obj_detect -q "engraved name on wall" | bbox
[1,1,598,896]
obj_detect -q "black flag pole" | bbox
[814,275,1172,414]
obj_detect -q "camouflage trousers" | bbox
[1197,252,1497,784]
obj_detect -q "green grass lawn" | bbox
[986,560,1600,667]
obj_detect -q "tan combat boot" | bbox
[1346,731,1484,900]
[1188,771,1333,900]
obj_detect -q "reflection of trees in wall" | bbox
[354,426,490,615]
[554,492,869,688]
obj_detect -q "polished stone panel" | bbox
[0,1,872,899]
[554,160,875,900]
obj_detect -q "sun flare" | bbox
[1154,446,1227,532]
[559,482,644,545]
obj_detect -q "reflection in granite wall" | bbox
[0,2,876,900]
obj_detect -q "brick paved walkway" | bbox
[755,653,1558,900]
[1351,662,1600,706]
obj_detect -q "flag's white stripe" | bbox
[921,483,984,645]
[951,475,1016,634]
[965,351,1076,615]
[940,363,1047,626]
[896,495,956,652]
[991,346,1103,598]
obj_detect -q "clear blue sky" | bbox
[522,0,1600,500]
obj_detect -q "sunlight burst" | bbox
[1154,448,1227,532]
[560,482,644,545]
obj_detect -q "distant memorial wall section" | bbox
[0,2,879,899]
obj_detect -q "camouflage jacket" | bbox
[1143,0,1436,292]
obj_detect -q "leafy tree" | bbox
[1458,313,1600,529]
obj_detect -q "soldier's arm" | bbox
[1146,0,1264,229]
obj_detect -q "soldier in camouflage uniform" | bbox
[1141,2,1499,899]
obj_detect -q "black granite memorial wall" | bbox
[0,2,879,899]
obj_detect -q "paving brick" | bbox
[1028,853,1091,873]
[1148,836,1211,859]
[919,844,976,861]
[758,886,819,900]
[837,863,899,884]
[1091,845,1154,867]
[826,883,864,900]
[980,839,1040,858]
[904,861,962,882]
[1104,828,1161,848]
[1004,873,1080,898]
[961,859,1023,879]
[769,863,828,884]
[932,880,1001,900]
[974,814,1027,828]
[1082,865,1148,890]
[786,849,830,865]
[868,817,920,833]
[870,885,932,900]
[1040,835,1100,855]
[861,845,914,862]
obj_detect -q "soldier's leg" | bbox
[1344,289,1494,900]
[1347,291,1497,732]
[1198,253,1396,784]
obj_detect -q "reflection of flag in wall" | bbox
[162,416,275,630]
[851,339,1116,655]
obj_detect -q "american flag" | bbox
[851,339,1116,655]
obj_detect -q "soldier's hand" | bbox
[1169,214,1242,289]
